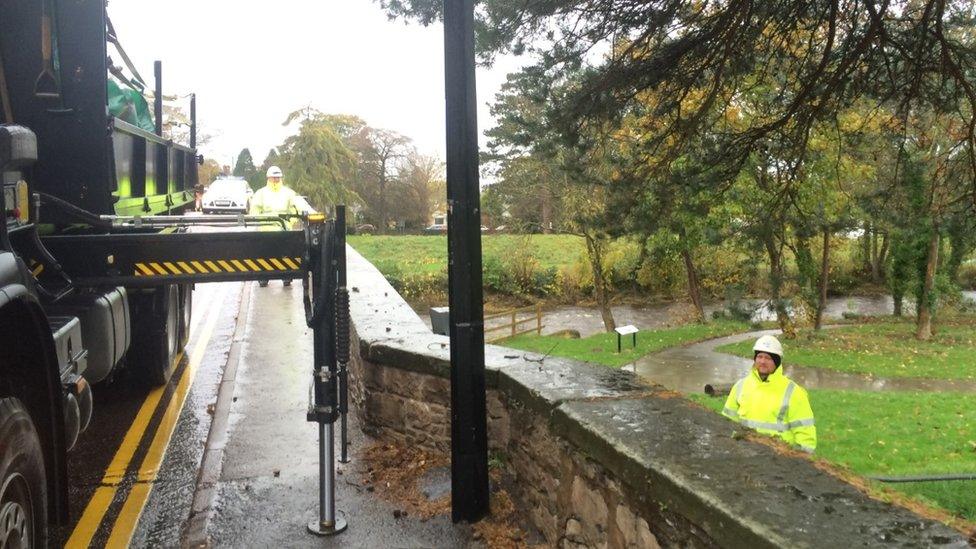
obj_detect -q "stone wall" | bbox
[345,247,970,548]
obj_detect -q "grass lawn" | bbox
[716,317,976,380]
[348,234,584,276]
[691,390,976,521]
[500,320,750,368]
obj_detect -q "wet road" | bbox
[62,281,244,547]
[61,277,471,547]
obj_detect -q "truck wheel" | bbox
[178,284,192,348]
[131,285,180,386]
[0,398,48,549]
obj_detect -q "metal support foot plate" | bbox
[307,513,347,536]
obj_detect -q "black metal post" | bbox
[335,206,351,464]
[189,93,196,149]
[305,216,346,536]
[153,61,162,137]
[443,0,489,523]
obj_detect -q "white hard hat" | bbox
[753,335,783,358]
[266,166,283,178]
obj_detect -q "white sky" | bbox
[106,0,526,170]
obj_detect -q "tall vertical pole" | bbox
[443,0,489,523]
[335,206,351,464]
[189,93,197,149]
[153,61,163,137]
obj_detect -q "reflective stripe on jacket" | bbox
[722,367,817,452]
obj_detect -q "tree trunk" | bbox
[870,228,883,284]
[815,228,830,330]
[763,234,795,338]
[378,174,387,233]
[862,220,872,272]
[680,245,706,323]
[876,231,890,283]
[541,190,553,234]
[915,228,940,341]
[585,234,616,332]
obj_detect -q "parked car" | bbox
[202,177,252,214]
[424,224,448,235]
[355,224,376,234]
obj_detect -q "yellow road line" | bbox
[104,289,225,547]
[65,288,220,548]
[65,357,177,548]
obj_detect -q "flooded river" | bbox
[630,329,976,395]
[539,292,976,338]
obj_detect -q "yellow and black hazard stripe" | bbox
[133,257,302,277]
[28,259,45,277]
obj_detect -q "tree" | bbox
[485,67,620,330]
[391,152,444,229]
[356,129,411,231]
[382,0,976,189]
[232,148,257,182]
[277,109,359,212]
[198,158,221,186]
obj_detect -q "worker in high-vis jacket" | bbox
[250,166,300,287]
[250,166,299,216]
[723,335,817,453]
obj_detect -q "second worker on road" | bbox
[251,165,300,287]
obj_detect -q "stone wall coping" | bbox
[346,245,970,547]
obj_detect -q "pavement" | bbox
[189,280,473,548]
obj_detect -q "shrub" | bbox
[958,263,976,290]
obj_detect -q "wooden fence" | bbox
[484,304,544,343]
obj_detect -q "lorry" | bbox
[0,2,344,545]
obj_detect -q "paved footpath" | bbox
[187,281,473,548]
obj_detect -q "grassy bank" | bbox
[349,234,584,299]
[500,320,750,368]
[691,390,976,521]
[716,317,976,380]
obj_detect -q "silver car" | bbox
[202,177,253,214]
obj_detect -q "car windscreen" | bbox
[207,180,246,195]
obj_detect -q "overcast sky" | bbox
[107,0,526,170]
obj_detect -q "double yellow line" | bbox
[67,287,225,548]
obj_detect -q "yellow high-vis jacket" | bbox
[250,185,299,215]
[723,367,817,453]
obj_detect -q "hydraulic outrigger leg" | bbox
[304,206,348,536]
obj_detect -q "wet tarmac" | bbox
[200,281,473,548]
[63,281,244,547]
[631,329,976,395]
